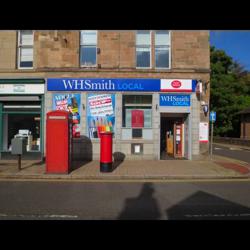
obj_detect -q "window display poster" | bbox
[87,94,115,138]
[126,109,152,128]
[199,122,209,143]
[131,110,144,128]
[52,93,81,138]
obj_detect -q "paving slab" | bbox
[0,155,249,181]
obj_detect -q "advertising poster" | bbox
[199,122,209,143]
[52,93,81,138]
[87,94,115,139]
[131,110,144,128]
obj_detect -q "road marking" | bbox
[229,147,242,151]
[0,213,78,219]
[214,147,222,150]
[1,178,250,183]
[185,213,250,218]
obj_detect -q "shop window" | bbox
[136,31,151,68]
[80,30,97,67]
[122,95,152,139]
[86,93,116,139]
[155,30,170,69]
[2,101,41,152]
[18,30,34,69]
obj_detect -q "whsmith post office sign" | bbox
[159,94,191,106]
[47,79,197,92]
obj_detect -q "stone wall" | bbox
[34,31,79,68]
[0,31,17,69]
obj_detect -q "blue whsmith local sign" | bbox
[160,94,191,106]
[210,111,216,122]
[47,78,198,92]
[47,78,160,92]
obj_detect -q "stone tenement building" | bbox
[0,30,210,161]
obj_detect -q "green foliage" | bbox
[210,46,250,137]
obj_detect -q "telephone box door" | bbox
[46,110,71,174]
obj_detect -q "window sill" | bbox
[17,67,34,70]
[80,65,97,68]
[155,67,171,70]
[136,67,152,70]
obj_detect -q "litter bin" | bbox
[100,131,113,172]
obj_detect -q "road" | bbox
[1,180,250,220]
[213,144,250,163]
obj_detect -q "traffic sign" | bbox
[210,111,216,122]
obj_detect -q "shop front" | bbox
[159,94,192,160]
[0,79,45,160]
[46,78,198,161]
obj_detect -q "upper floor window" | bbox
[155,30,170,68]
[136,31,151,68]
[80,30,97,67]
[18,30,33,69]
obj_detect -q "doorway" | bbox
[160,113,189,160]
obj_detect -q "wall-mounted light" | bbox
[201,101,208,116]
[196,79,203,95]
[203,104,208,113]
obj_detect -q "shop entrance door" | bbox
[160,113,189,160]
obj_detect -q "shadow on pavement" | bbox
[0,152,42,160]
[117,183,161,220]
[20,160,45,170]
[70,136,93,173]
[112,152,126,171]
[166,191,250,220]
[70,160,92,172]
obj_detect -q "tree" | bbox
[210,46,250,137]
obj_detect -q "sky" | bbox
[210,31,250,71]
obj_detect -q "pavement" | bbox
[0,150,250,181]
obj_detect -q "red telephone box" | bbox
[46,110,73,174]
[100,131,113,172]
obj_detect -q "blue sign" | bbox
[47,78,197,92]
[210,111,216,122]
[47,78,160,92]
[160,94,191,106]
